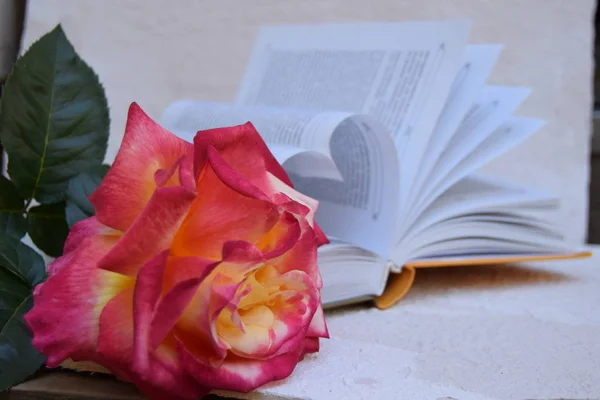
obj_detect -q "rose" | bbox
[24,103,329,400]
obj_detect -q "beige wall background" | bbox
[20,0,596,243]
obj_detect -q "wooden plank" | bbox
[4,371,235,400]
[5,371,144,400]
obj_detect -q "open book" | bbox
[160,20,591,309]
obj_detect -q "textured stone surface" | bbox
[217,249,600,399]
[20,0,594,242]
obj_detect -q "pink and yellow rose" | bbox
[24,103,329,399]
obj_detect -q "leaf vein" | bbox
[28,44,58,203]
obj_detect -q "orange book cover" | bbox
[374,251,593,309]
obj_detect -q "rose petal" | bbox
[162,255,219,294]
[97,290,206,400]
[257,211,301,259]
[24,234,132,368]
[178,341,305,393]
[97,185,196,277]
[132,251,170,372]
[205,146,270,202]
[171,160,280,259]
[253,271,320,358]
[172,275,238,362]
[62,217,119,254]
[302,336,320,354]
[268,173,329,246]
[306,304,329,339]
[193,122,293,192]
[268,227,323,289]
[148,257,219,351]
[174,241,265,361]
[96,287,135,372]
[47,217,119,276]
[138,335,209,400]
[90,103,193,232]
[153,156,195,191]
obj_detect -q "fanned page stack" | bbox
[161,20,591,309]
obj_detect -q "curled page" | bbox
[287,115,399,257]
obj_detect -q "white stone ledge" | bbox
[218,247,600,400]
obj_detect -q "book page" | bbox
[405,236,575,263]
[406,44,503,214]
[236,20,471,209]
[160,100,399,257]
[401,174,559,240]
[412,117,546,224]
[317,241,390,306]
[391,173,563,267]
[398,89,536,237]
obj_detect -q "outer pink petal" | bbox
[24,234,132,367]
[136,337,209,400]
[302,337,320,354]
[97,185,196,277]
[206,146,270,202]
[132,251,170,372]
[178,340,306,393]
[96,288,207,400]
[45,249,76,277]
[90,103,193,232]
[62,217,118,254]
[96,288,136,377]
[193,122,293,191]
[306,304,329,339]
[47,217,119,275]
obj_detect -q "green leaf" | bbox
[0,234,46,287]
[65,164,109,227]
[0,176,26,238]
[0,235,46,390]
[0,24,109,204]
[26,203,69,257]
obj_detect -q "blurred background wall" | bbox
[1,0,596,244]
